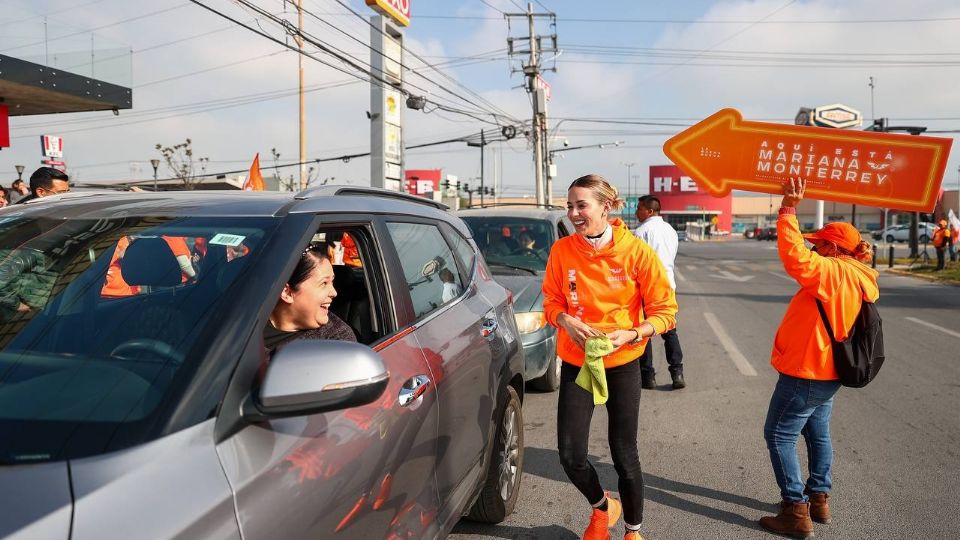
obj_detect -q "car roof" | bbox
[456,205,567,221]
[0,186,473,237]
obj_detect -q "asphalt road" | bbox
[450,239,960,540]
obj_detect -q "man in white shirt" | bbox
[634,195,685,390]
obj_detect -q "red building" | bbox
[648,165,732,231]
[404,169,442,197]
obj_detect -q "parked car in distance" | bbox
[0,186,525,539]
[875,222,935,243]
[756,226,777,241]
[458,205,574,392]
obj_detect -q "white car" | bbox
[878,222,935,243]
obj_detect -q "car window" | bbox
[441,222,476,285]
[386,222,465,318]
[557,221,570,238]
[0,215,278,464]
[460,216,551,272]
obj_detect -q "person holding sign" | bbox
[932,219,953,271]
[759,178,879,538]
[543,174,677,540]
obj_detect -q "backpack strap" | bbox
[815,298,837,342]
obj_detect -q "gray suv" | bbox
[0,187,524,539]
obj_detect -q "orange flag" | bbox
[244,153,265,191]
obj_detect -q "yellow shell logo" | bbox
[386,96,397,114]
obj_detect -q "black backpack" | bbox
[815,298,885,388]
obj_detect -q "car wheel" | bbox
[530,355,561,392]
[467,386,524,523]
[920,234,930,244]
[886,234,895,243]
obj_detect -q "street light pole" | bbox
[15,165,25,182]
[150,159,160,192]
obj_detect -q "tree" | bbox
[154,139,209,190]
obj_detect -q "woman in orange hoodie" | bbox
[543,174,677,540]
[759,178,879,538]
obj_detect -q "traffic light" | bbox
[441,179,449,189]
[489,187,495,197]
[462,183,469,193]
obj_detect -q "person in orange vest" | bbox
[932,219,953,271]
[543,174,677,540]
[759,178,879,538]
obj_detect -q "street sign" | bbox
[366,0,410,27]
[663,108,953,213]
[41,135,64,158]
[813,103,861,129]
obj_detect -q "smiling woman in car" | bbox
[264,242,357,351]
[542,174,677,540]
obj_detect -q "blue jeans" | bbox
[763,373,842,502]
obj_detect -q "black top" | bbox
[264,312,358,351]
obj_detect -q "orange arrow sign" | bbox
[663,108,953,212]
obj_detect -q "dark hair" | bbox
[11,179,23,189]
[29,167,69,194]
[287,242,330,290]
[637,195,661,214]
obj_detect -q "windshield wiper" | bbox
[486,262,537,275]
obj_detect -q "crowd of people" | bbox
[0,165,929,539]
[540,174,882,540]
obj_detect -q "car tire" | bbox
[467,386,524,523]
[530,355,561,392]
[886,234,895,243]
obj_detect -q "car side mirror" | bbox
[243,340,389,421]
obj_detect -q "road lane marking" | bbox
[905,317,960,339]
[686,265,697,271]
[768,271,795,282]
[674,268,687,282]
[726,264,743,271]
[716,270,755,282]
[704,312,758,376]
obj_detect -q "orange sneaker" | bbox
[582,493,622,540]
[624,531,645,540]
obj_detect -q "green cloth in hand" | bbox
[575,335,615,405]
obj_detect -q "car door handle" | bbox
[398,375,431,407]
[481,316,498,338]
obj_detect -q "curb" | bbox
[884,267,960,286]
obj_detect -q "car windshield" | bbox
[460,216,552,272]
[0,215,276,464]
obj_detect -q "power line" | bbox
[103,127,509,184]
[324,0,522,125]
[298,0,513,122]
[647,0,797,79]
[411,14,960,24]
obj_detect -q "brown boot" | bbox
[806,492,831,524]
[759,501,815,538]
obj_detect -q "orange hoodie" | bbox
[772,213,880,380]
[543,219,678,369]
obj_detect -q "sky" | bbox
[2,0,960,199]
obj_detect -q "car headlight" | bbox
[515,311,546,334]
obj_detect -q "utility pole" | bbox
[506,4,557,207]
[297,0,307,190]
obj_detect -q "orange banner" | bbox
[663,108,953,212]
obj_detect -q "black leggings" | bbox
[557,358,644,525]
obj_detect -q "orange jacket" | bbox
[772,214,879,380]
[543,219,678,369]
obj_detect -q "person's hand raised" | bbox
[781,177,806,208]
